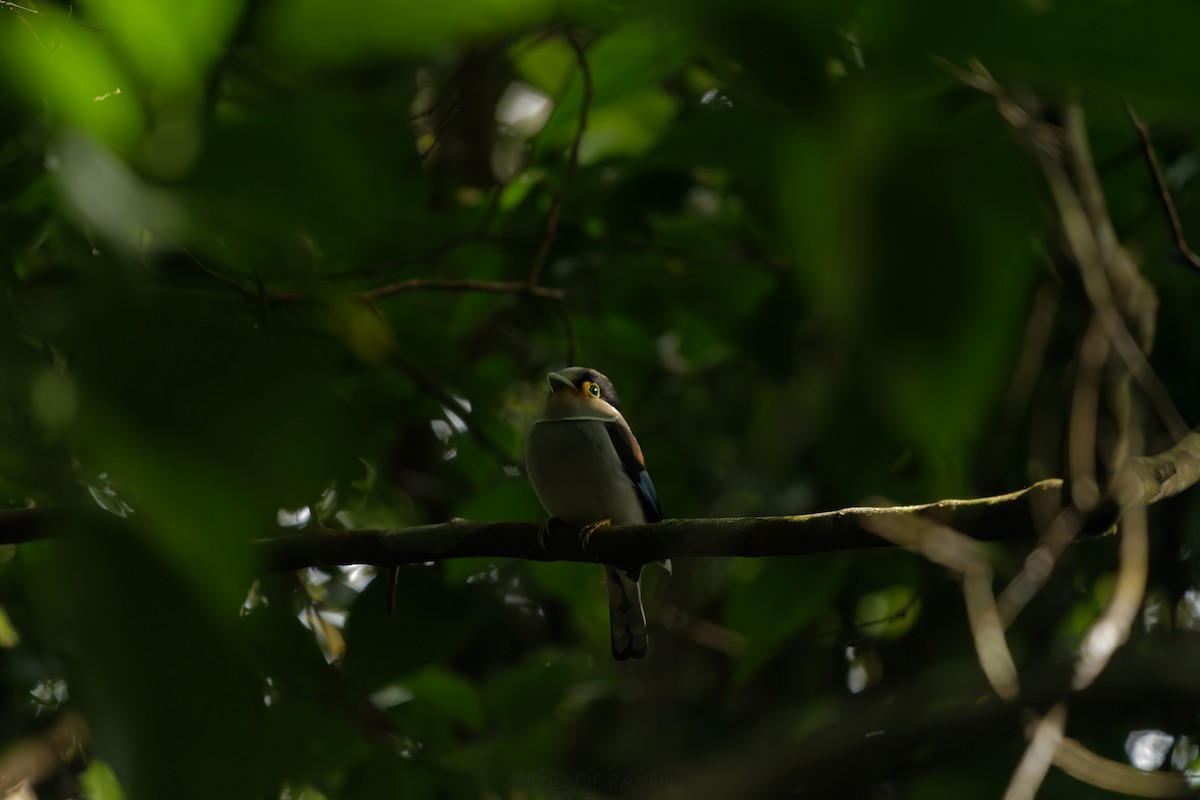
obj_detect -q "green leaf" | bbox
[510,37,576,96]
[263,697,374,784]
[854,585,921,640]
[266,0,555,62]
[30,517,264,800]
[403,668,486,732]
[342,752,447,800]
[483,655,578,732]
[724,555,847,684]
[82,760,126,800]
[578,88,680,165]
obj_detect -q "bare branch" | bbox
[1116,426,1200,505]
[5,431,1198,572]
[1011,707,1192,799]
[962,563,1019,701]
[656,603,745,655]
[683,634,1200,800]
[526,30,592,290]
[1039,130,1188,442]
[1051,726,1191,798]
[0,713,88,795]
[0,481,1053,568]
[258,480,1071,571]
[1125,102,1200,273]
[862,511,1019,701]
[941,64,1188,442]
[1001,281,1060,422]
[996,505,1084,628]
[1073,504,1149,690]
[1004,703,1067,800]
[998,426,1200,627]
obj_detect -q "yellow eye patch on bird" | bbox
[582,381,601,397]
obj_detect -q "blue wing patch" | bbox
[635,469,663,523]
[605,422,662,523]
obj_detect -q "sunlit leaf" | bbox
[81,760,125,800]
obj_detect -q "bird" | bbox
[525,367,662,660]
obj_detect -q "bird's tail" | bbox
[604,566,647,660]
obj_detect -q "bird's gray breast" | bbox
[525,420,647,526]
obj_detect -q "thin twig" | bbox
[1000,281,1060,421]
[1,0,109,30]
[526,30,592,289]
[965,89,1189,447]
[268,277,579,364]
[861,512,1019,701]
[407,60,466,123]
[1125,102,1200,273]
[1058,106,1189,444]
[269,278,563,305]
[16,11,45,49]
[996,505,1085,629]
[656,603,745,655]
[166,237,259,304]
[808,588,925,645]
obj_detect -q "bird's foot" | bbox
[536,519,557,550]
[578,518,612,548]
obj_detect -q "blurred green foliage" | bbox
[3,0,1200,798]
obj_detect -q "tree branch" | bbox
[0,713,88,795]
[5,430,1198,571]
[257,478,1062,570]
[0,482,1060,569]
[1125,102,1200,273]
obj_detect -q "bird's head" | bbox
[542,366,622,420]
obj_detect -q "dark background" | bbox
[2,1,1200,798]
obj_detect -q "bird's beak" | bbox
[547,372,575,393]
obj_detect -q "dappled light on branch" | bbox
[5,2,1200,799]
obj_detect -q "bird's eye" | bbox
[583,381,601,398]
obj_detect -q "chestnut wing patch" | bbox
[605,422,662,523]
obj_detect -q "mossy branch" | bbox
[3,430,1198,572]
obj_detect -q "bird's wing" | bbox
[605,420,662,523]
